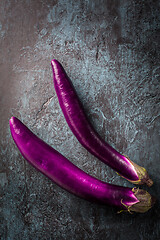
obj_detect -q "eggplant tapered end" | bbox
[9,116,15,125]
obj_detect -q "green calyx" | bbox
[127,158,153,187]
[119,188,156,214]
[120,155,153,187]
[130,188,156,213]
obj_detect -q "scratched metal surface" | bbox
[0,0,160,239]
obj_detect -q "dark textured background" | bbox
[0,0,160,239]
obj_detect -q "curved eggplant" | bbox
[9,117,155,213]
[51,59,153,186]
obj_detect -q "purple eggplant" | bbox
[9,116,155,213]
[51,59,153,186]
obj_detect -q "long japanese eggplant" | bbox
[9,117,154,213]
[51,59,153,186]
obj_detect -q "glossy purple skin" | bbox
[51,59,139,182]
[10,117,139,209]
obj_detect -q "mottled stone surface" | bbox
[0,0,160,239]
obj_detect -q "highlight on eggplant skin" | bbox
[9,116,155,213]
[51,59,153,187]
